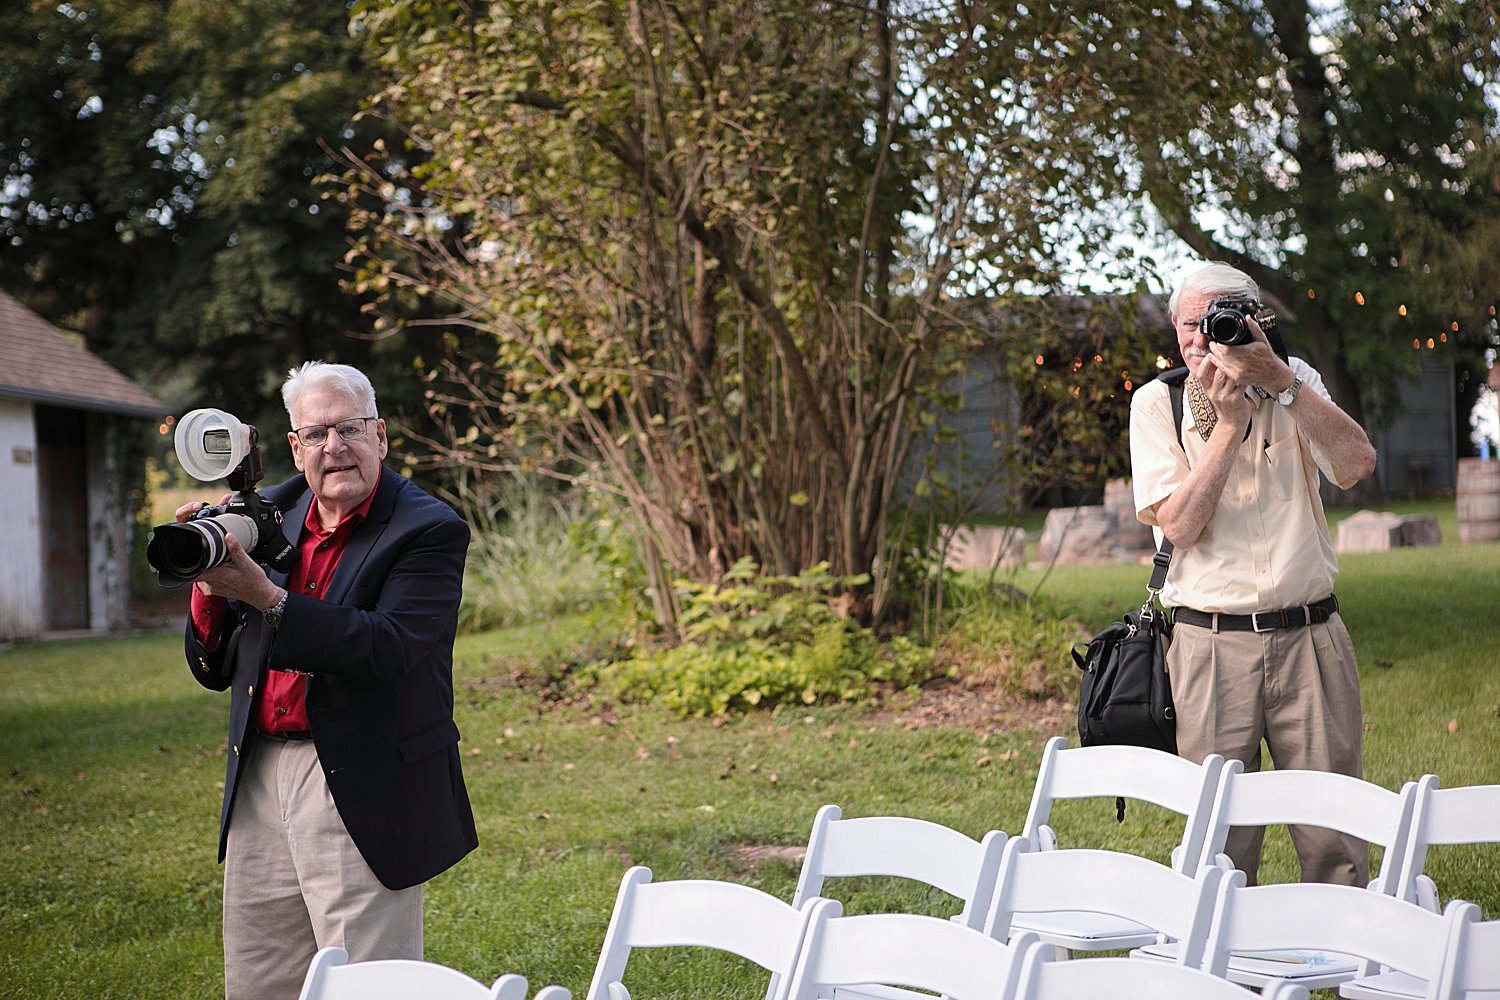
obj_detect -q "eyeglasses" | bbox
[292,416,378,447]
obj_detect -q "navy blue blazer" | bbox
[186,466,477,890]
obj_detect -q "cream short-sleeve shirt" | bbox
[1129,358,1352,614]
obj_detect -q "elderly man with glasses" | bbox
[176,361,476,1000]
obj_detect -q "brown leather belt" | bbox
[1172,594,1339,633]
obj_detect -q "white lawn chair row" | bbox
[587,865,1314,1000]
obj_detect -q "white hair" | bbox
[281,361,378,427]
[1169,263,1259,319]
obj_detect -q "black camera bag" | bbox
[1073,599,1175,754]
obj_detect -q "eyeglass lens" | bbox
[299,418,372,446]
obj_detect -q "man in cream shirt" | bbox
[1130,262,1378,885]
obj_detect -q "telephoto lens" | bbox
[146,511,259,587]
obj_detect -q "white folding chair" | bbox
[1393,776,1500,911]
[1199,881,1478,993]
[773,805,1008,1000]
[586,866,832,1000]
[783,908,1040,1000]
[1020,738,1226,873]
[985,837,1233,961]
[1343,776,1500,1000]
[1198,767,1420,896]
[297,946,561,1000]
[1007,737,1226,952]
[1017,950,1311,1000]
[788,805,1007,931]
[1431,911,1500,1000]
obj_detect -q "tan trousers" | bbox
[1168,613,1368,887]
[223,738,422,1000]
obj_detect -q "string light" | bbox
[1354,291,1366,305]
[1427,338,1436,349]
[1440,333,1448,343]
[1398,304,1407,316]
[1450,321,1460,332]
[1413,339,1421,349]
[1307,289,1317,299]
[1034,354,1044,366]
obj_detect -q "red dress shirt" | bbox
[189,481,378,734]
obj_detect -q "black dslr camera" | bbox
[1200,296,1289,362]
[146,409,298,588]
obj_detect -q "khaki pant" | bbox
[1168,613,1368,887]
[223,738,422,1000]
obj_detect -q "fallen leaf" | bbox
[976,754,992,768]
[1447,719,1460,734]
[635,746,651,760]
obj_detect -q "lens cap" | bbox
[175,408,253,482]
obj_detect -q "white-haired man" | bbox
[1129,262,1378,885]
[177,361,475,999]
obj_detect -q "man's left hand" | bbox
[194,534,282,611]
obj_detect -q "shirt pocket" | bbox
[1261,433,1303,502]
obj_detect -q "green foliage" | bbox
[454,473,633,633]
[587,560,937,717]
[937,584,1089,701]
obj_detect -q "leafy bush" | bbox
[936,582,1089,700]
[586,559,939,716]
[455,474,633,632]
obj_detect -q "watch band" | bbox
[1277,375,1303,406]
[262,589,289,628]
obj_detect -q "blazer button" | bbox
[247,686,254,697]
[233,745,240,756]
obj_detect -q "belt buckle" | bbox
[1252,610,1279,633]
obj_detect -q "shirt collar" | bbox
[305,475,380,538]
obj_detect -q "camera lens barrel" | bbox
[145,512,260,586]
[1206,310,1252,345]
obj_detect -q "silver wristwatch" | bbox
[1276,375,1304,406]
[262,589,289,629]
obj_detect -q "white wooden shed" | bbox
[0,291,164,641]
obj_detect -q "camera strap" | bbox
[218,611,249,682]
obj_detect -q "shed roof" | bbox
[0,290,165,418]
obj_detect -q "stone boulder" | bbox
[943,525,1026,571]
[1335,510,1442,553]
[1037,505,1119,565]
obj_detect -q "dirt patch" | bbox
[882,676,1074,735]
[726,844,808,866]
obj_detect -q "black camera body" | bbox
[1200,295,1289,363]
[146,414,298,588]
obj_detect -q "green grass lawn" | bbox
[2,513,1498,999]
